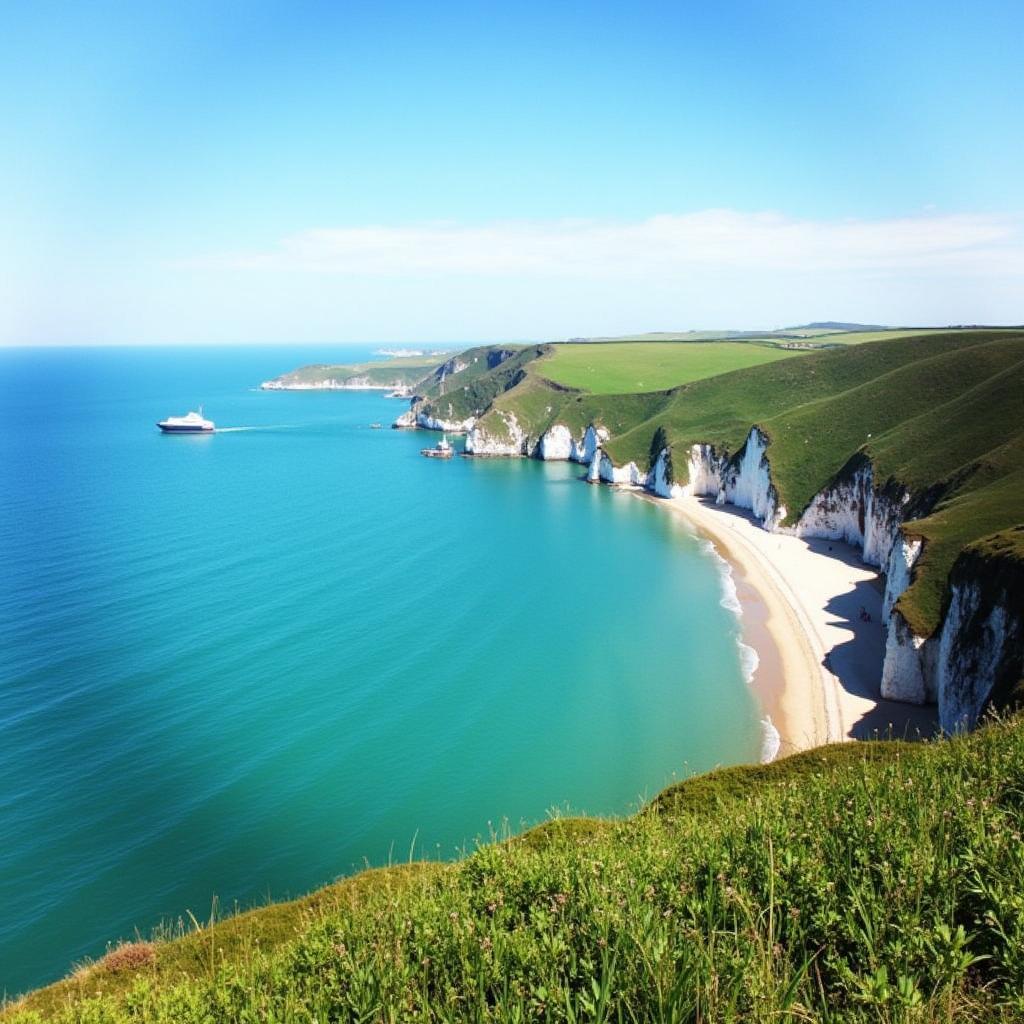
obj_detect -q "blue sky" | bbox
[3,0,1022,343]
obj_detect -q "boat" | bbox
[369,422,383,429]
[157,407,215,433]
[421,434,454,458]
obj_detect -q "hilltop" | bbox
[791,321,888,332]
[7,716,1024,1021]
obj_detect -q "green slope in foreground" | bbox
[7,717,1024,1021]
[447,330,1024,637]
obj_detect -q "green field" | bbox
[539,341,803,394]
[9,717,1024,1021]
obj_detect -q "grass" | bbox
[7,715,1024,1021]
[538,342,803,394]
[594,332,1024,635]
[405,331,1024,638]
[803,329,987,347]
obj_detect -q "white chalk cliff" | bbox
[402,406,1020,728]
[656,428,1019,731]
[393,408,476,432]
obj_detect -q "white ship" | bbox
[157,407,215,433]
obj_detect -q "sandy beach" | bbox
[640,493,937,756]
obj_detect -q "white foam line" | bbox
[738,641,760,686]
[760,715,781,763]
[700,538,743,618]
[700,534,777,761]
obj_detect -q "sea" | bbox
[0,345,762,995]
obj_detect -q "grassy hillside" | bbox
[411,345,545,423]
[267,355,443,387]
[540,341,803,393]
[594,332,1024,635]
[7,716,1024,1021]
[448,331,1023,638]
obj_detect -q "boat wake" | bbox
[214,425,298,433]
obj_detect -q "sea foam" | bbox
[700,535,777,762]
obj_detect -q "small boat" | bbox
[157,407,215,433]
[421,434,454,459]
[369,422,383,429]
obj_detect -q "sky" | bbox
[2,0,1022,345]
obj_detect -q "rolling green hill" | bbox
[593,332,1024,636]
[7,716,1024,1021]
[436,331,1023,639]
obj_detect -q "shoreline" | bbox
[632,490,938,757]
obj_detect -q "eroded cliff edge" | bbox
[415,407,1022,733]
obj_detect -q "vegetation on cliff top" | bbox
[7,716,1024,1021]
[412,330,1023,638]
[268,355,444,388]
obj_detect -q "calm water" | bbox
[0,346,761,995]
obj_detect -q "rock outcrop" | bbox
[392,408,476,432]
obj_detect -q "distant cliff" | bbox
[260,355,442,391]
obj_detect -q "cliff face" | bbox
[464,412,528,455]
[403,409,1021,729]
[672,428,1021,731]
[933,546,1024,731]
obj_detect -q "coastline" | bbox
[633,491,938,757]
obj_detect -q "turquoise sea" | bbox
[0,346,762,995]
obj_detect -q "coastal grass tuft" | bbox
[6,715,1024,1022]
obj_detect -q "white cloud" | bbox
[10,209,1022,344]
[191,209,1024,280]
